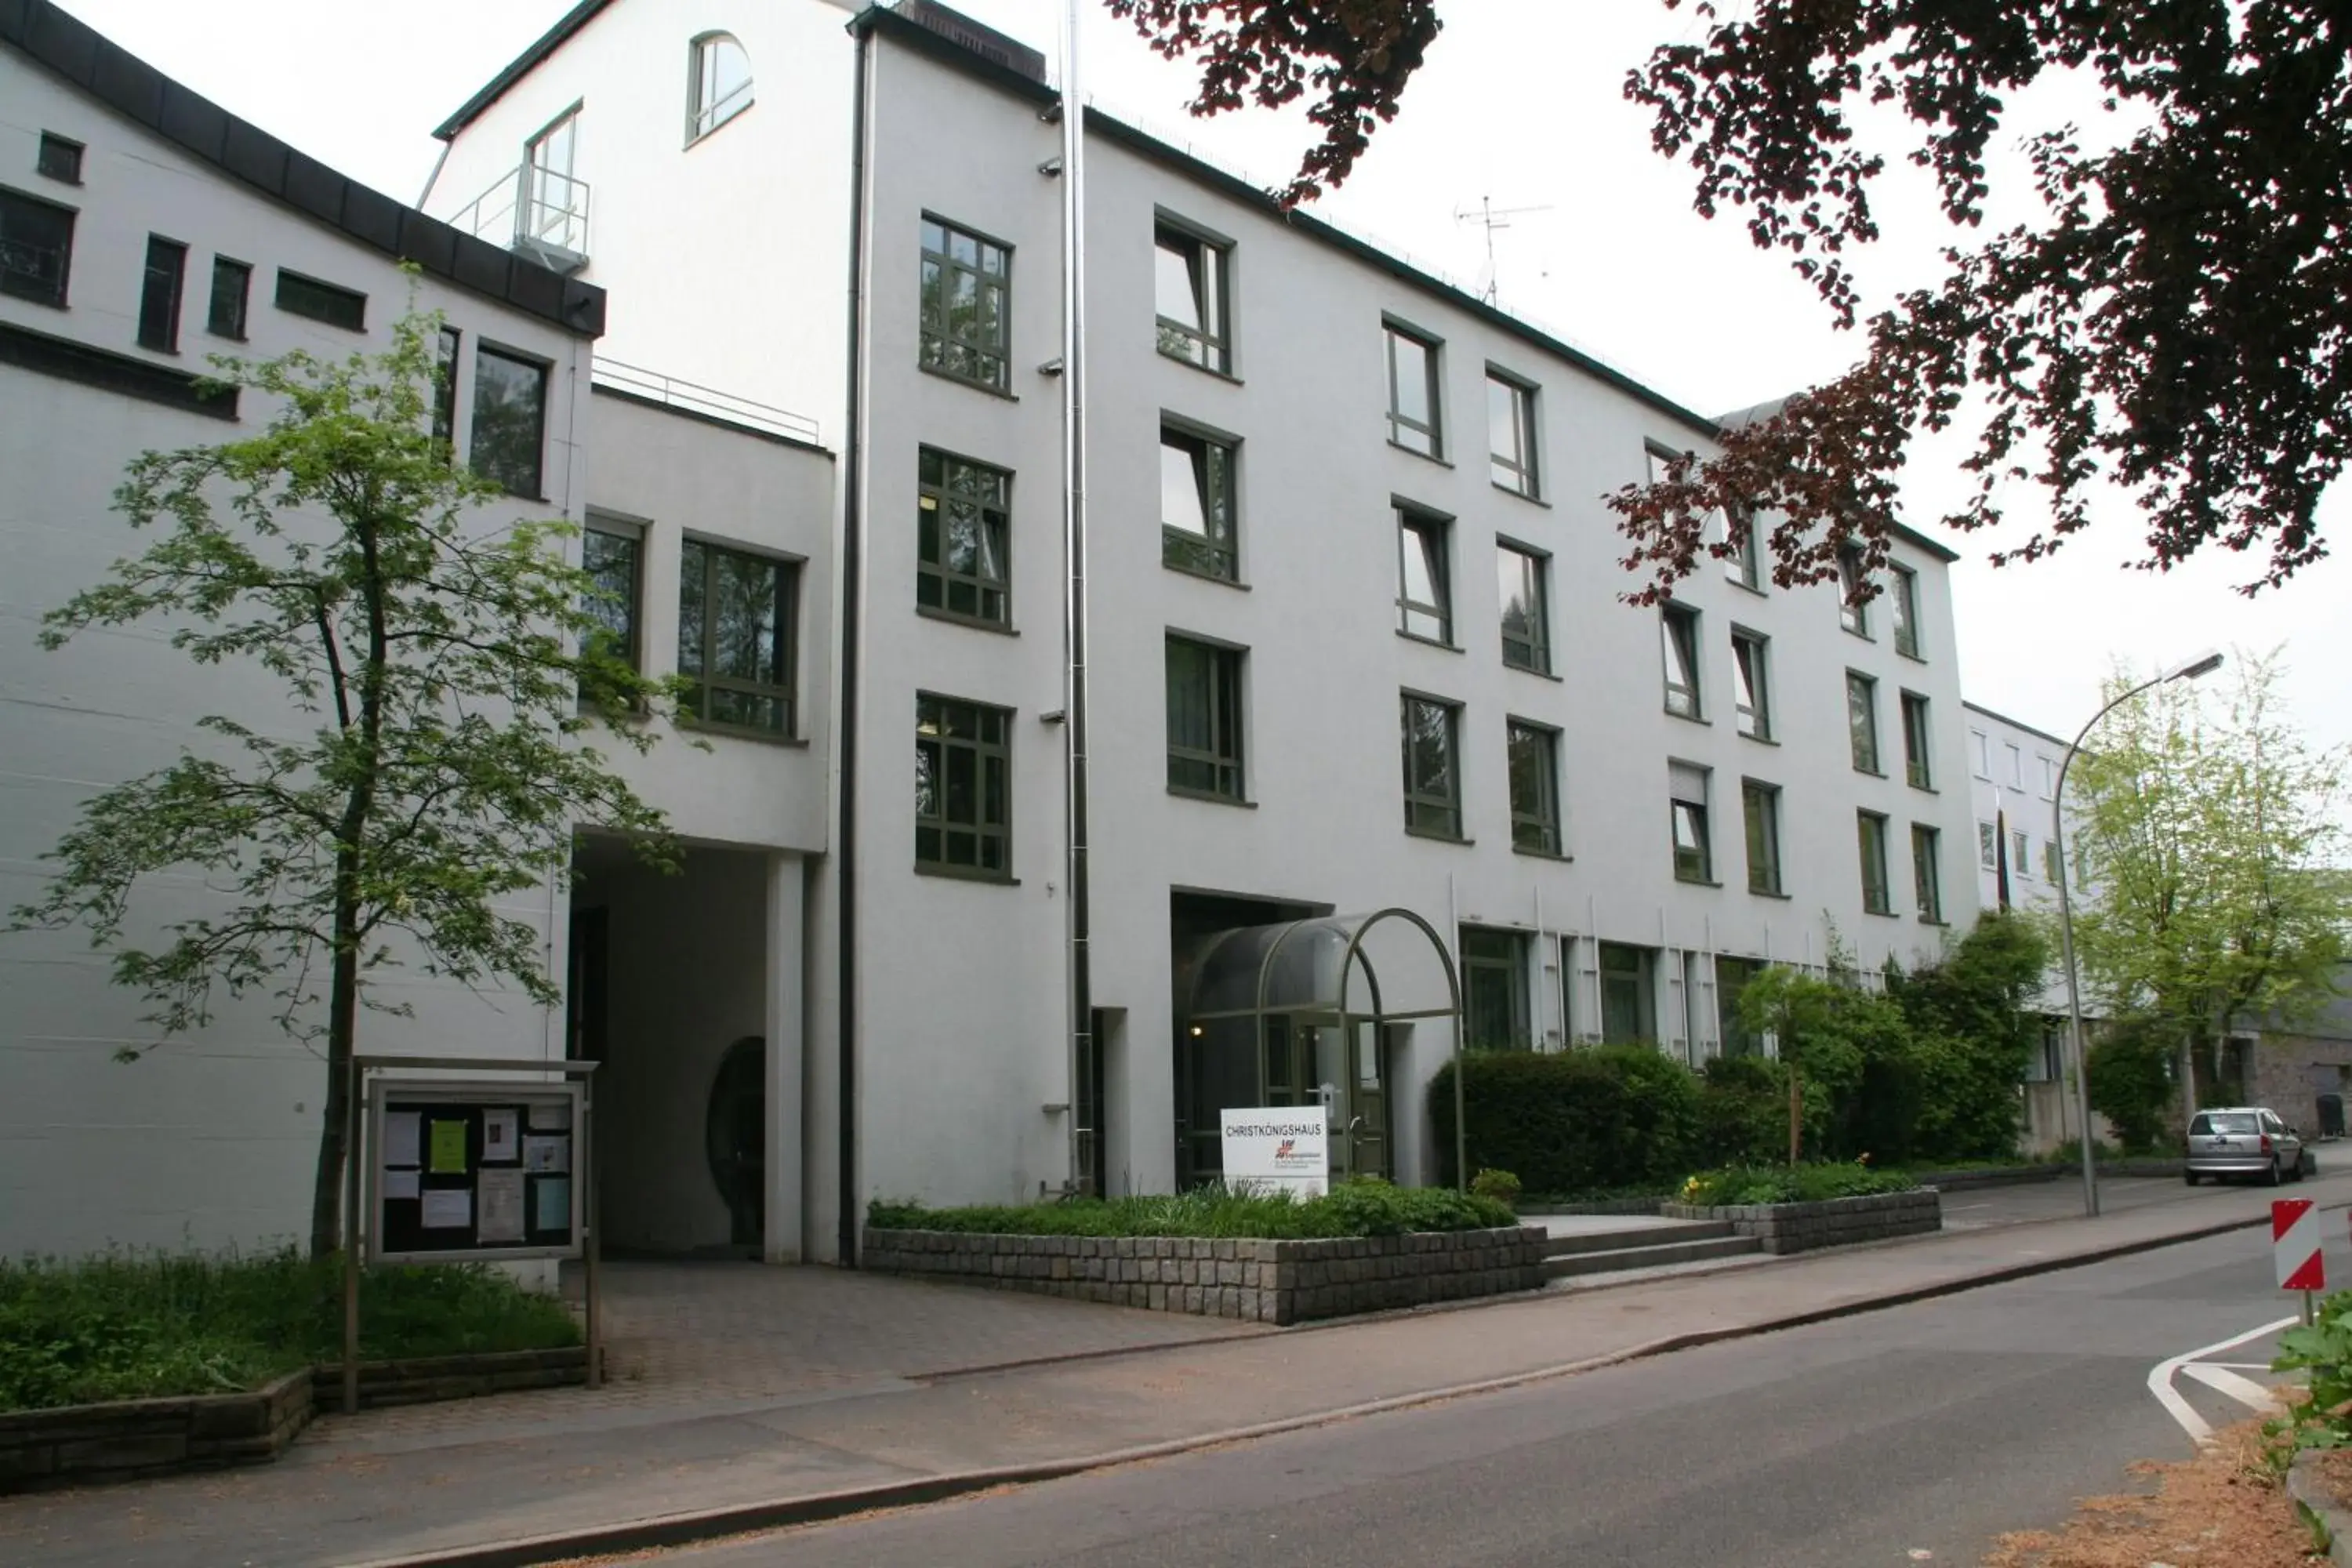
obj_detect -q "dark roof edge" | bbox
[590,382,837,457]
[3,0,604,339]
[851,5,1726,444]
[434,0,613,141]
[1960,700,2072,751]
[1887,520,1962,564]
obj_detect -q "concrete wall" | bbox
[0,49,593,1256]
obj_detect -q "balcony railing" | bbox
[448,165,591,274]
[593,358,822,447]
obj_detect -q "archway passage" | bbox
[1173,909,1461,1190]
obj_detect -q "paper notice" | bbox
[528,1099,572,1132]
[420,1189,472,1229]
[383,1111,421,1168]
[482,1109,519,1163]
[477,1168,524,1243]
[427,1119,468,1174]
[523,1134,570,1174]
[383,1169,421,1202]
[533,1176,571,1234]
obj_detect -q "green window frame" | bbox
[137,234,185,352]
[1385,319,1443,456]
[1847,670,1881,774]
[207,256,250,340]
[1486,370,1537,497]
[677,538,795,737]
[1661,602,1702,718]
[0,184,74,307]
[1670,760,1712,884]
[1732,628,1770,739]
[1397,506,1452,643]
[1166,634,1246,800]
[1154,220,1229,372]
[915,693,1013,878]
[1161,424,1239,581]
[1743,779,1782,895]
[1858,811,1893,915]
[274,267,366,331]
[1506,719,1560,854]
[1890,564,1921,657]
[470,343,548,498]
[917,448,1011,626]
[1401,693,1462,839]
[580,517,643,675]
[1460,926,1530,1051]
[918,215,1011,393]
[1599,942,1657,1044]
[1497,541,1549,673]
[1900,690,1933,789]
[1912,823,1943,922]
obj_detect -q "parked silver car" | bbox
[2184,1107,2316,1185]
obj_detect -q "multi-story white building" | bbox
[425,0,1984,1262]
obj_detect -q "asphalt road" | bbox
[662,1218,2330,1568]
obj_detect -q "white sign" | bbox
[1219,1107,1330,1198]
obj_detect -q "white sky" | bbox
[58,0,2351,762]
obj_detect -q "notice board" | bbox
[368,1080,583,1264]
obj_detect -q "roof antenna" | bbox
[1453,195,1553,304]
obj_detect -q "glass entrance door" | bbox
[1263,1016,1388,1182]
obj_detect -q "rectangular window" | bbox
[919,216,1011,393]
[1972,729,1992,778]
[1507,719,1560,855]
[0,186,75,307]
[1161,424,1239,582]
[1900,691,1933,789]
[1396,506,1452,643]
[470,345,548,497]
[1725,506,1762,590]
[2041,755,2059,798]
[918,448,1011,625]
[580,519,642,673]
[1670,761,1712,884]
[136,235,186,352]
[430,328,461,459]
[1461,927,1531,1051]
[274,268,366,331]
[678,538,795,736]
[1598,942,1657,1045]
[1154,220,1229,373]
[1890,564,1921,657]
[2013,829,2032,879]
[1385,320,1442,456]
[1732,629,1770,740]
[1912,824,1943,922]
[2006,742,2024,789]
[206,256,250,340]
[1661,602,1702,719]
[1743,779,1783,896]
[36,132,83,185]
[522,107,585,250]
[1497,542,1549,673]
[1979,820,1998,870]
[915,694,1012,877]
[1166,635,1246,800]
[1400,693,1462,839]
[1858,811,1893,914]
[2044,839,2063,884]
[1838,546,1869,637]
[1847,671,1881,773]
[1717,956,1766,1057]
[1486,370,1537,496]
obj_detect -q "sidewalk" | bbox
[1,1174,2336,1568]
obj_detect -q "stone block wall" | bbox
[0,1368,310,1492]
[1661,1189,1940,1254]
[862,1225,1547,1324]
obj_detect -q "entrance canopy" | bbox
[1184,909,1460,1027]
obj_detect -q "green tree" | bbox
[8,310,674,1258]
[1889,913,2050,1163]
[1734,956,1911,1163]
[2085,1016,2177,1154]
[2069,652,2350,1129]
[1117,2,2350,593]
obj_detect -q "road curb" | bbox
[344,1205,2306,1568]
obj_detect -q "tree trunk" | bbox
[309,858,363,1258]
[2178,1029,2198,1142]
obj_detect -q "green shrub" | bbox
[1428,1044,1700,1192]
[1679,1162,1918,1207]
[2088,1015,2180,1152]
[2270,1289,2352,1465]
[1697,1055,1789,1167]
[866,1178,1515,1241]
[0,1248,578,1413]
[1469,1168,1523,1203]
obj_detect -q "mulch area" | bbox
[1984,1418,2319,1566]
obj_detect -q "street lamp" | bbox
[2053,649,2223,1218]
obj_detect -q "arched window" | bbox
[688,33,753,141]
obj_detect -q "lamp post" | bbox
[2053,649,2223,1218]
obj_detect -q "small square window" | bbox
[0,186,75,307]
[1661,602,1702,719]
[916,693,1013,877]
[136,235,186,352]
[1155,220,1229,373]
[1670,761,1712,884]
[1401,694,1462,839]
[1486,371,1538,497]
[1162,425,1239,581]
[1385,321,1443,457]
[1497,541,1548,673]
[1167,635,1246,800]
[1507,720,1560,855]
[37,133,83,185]
[919,448,1012,626]
[919,216,1011,394]
[1396,506,1452,644]
[206,256,251,340]
[681,539,796,737]
[470,345,548,497]
[274,269,366,331]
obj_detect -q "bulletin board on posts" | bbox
[368,1080,583,1264]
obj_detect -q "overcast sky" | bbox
[61,0,2350,768]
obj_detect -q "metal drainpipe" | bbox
[835,27,873,1265]
[1058,0,1094,1197]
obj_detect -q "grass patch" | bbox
[1677,1162,1919,1207]
[868,1180,1517,1240]
[0,1247,579,1413]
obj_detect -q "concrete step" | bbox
[1541,1233,1764,1279]
[1542,1221,1735,1258]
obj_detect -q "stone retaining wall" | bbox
[0,1368,310,1492]
[1661,1189,1941,1254]
[862,1225,1547,1324]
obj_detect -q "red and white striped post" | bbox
[2274,1199,2325,1324]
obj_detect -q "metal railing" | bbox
[593,358,822,446]
[446,165,592,267]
